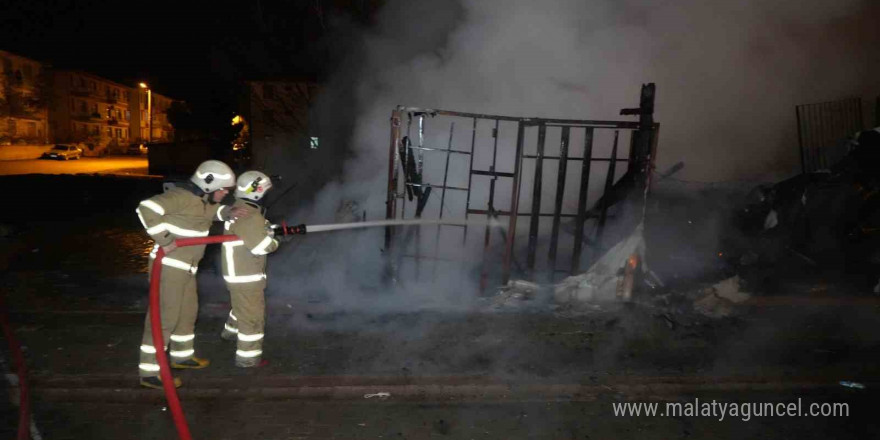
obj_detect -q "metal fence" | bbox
[796,97,863,173]
[385,84,658,290]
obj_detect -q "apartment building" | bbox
[241,79,353,202]
[0,49,50,145]
[131,88,174,143]
[50,70,133,154]
[243,80,320,168]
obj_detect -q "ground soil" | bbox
[1,175,878,439]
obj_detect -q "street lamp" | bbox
[139,82,152,144]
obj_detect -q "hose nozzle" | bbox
[272,222,307,236]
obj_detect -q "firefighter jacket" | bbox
[136,185,231,274]
[221,199,278,289]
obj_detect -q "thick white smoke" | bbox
[271,0,880,310]
[334,0,877,187]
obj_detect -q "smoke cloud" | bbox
[334,0,878,184]
[271,0,880,311]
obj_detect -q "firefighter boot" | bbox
[170,357,211,369]
[140,376,183,389]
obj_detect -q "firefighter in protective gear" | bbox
[219,171,279,367]
[136,160,246,389]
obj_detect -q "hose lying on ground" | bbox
[150,235,241,440]
[0,291,32,440]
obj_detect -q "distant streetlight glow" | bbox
[138,82,152,143]
[231,115,243,126]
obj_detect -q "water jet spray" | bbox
[272,217,504,236]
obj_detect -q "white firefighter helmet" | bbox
[234,170,273,201]
[190,160,235,193]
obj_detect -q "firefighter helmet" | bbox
[235,170,273,201]
[190,160,235,193]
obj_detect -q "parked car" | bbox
[127,143,148,155]
[41,145,83,160]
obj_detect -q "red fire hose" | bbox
[150,235,240,440]
[0,292,30,440]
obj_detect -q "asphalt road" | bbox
[0,156,149,176]
[2,174,878,439]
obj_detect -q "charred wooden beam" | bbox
[548,126,570,273]
[571,127,594,274]
[526,123,547,272]
[502,122,525,285]
[596,130,619,243]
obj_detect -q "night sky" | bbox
[1,0,378,115]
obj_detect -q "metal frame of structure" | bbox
[385,84,658,289]
[796,97,863,174]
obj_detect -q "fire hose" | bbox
[149,235,241,440]
[271,217,502,236]
[0,215,494,440]
[151,217,497,440]
[0,292,31,440]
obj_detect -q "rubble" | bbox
[644,270,665,289]
[713,124,880,296]
[839,381,865,389]
[509,279,540,294]
[693,275,751,318]
[554,223,645,304]
[490,279,541,308]
[712,275,751,303]
[763,209,778,230]
[693,293,734,318]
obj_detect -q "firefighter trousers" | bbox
[138,265,200,377]
[223,286,266,365]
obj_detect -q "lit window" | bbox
[310,137,319,149]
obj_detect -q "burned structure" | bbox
[796,97,864,174]
[726,96,880,293]
[384,84,658,291]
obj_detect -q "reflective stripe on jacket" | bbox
[136,186,227,270]
[221,199,278,286]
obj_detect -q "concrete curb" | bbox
[30,374,870,403]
